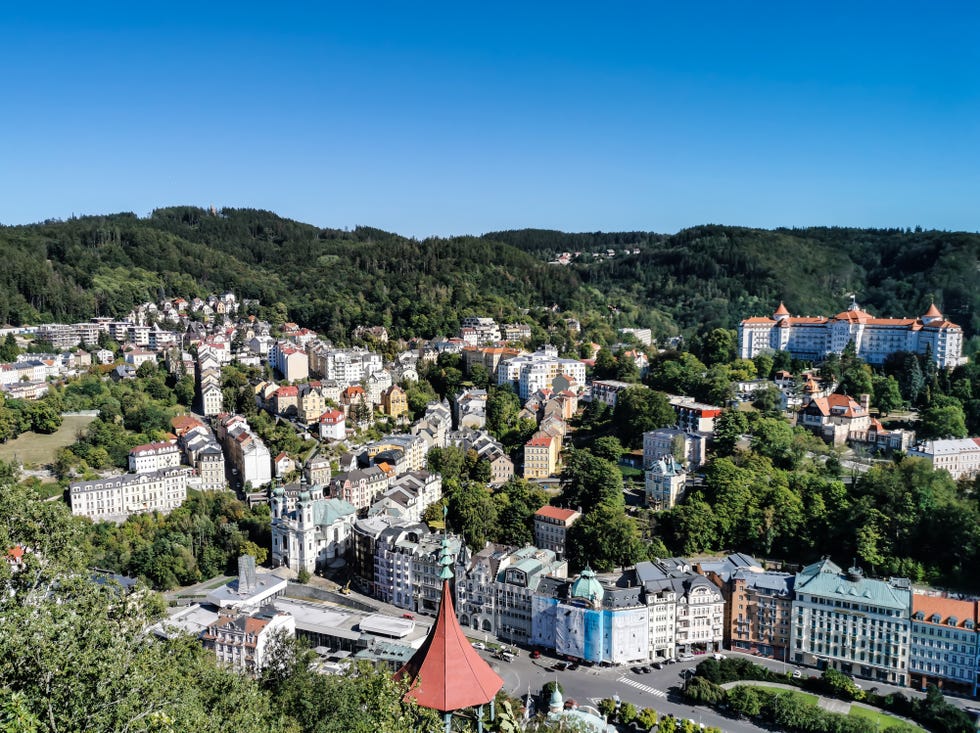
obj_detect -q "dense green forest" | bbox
[1,209,977,348]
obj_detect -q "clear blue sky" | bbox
[2,2,979,237]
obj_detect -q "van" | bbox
[499,651,515,663]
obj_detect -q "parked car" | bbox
[553,662,569,671]
[472,642,486,651]
[652,662,664,670]
[401,613,414,620]
[792,669,803,679]
[640,666,652,674]
[712,653,726,661]
[530,649,541,659]
[632,666,645,674]
[568,663,579,671]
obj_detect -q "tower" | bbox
[396,512,503,732]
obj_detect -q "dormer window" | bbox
[930,613,942,624]
[947,616,958,626]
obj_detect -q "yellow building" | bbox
[523,432,559,479]
[382,385,409,419]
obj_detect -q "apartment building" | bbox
[533,505,581,559]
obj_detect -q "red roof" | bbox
[526,434,553,448]
[913,594,978,628]
[320,410,345,423]
[535,505,580,522]
[774,302,790,316]
[276,386,299,397]
[397,579,502,712]
[923,303,943,319]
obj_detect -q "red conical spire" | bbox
[774,302,790,316]
[396,578,503,712]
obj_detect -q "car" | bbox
[530,649,541,659]
[652,662,664,670]
[792,669,803,679]
[640,666,652,674]
[568,663,579,671]
[553,662,569,671]
[712,653,726,661]
[677,654,695,662]
[472,642,486,651]
[632,666,645,674]
[401,613,414,620]
[665,658,677,664]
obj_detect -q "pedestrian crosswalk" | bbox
[617,675,667,698]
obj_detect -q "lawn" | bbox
[0,414,95,468]
[849,704,924,730]
[750,686,820,706]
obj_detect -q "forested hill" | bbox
[0,208,977,345]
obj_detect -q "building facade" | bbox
[532,505,581,559]
[739,301,963,368]
[270,489,357,574]
[790,559,911,686]
[70,467,189,521]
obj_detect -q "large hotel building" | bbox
[738,300,963,368]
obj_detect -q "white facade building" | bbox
[128,441,181,474]
[739,300,964,368]
[270,489,357,573]
[908,438,980,480]
[70,467,189,521]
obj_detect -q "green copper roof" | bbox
[570,566,604,603]
[795,558,910,611]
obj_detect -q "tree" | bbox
[699,328,736,366]
[565,504,646,572]
[0,334,19,362]
[726,685,762,717]
[613,387,674,448]
[873,375,903,415]
[751,384,783,415]
[750,417,796,467]
[919,403,967,439]
[589,435,624,463]
[752,352,774,380]
[486,387,520,438]
[558,450,624,513]
[713,409,748,457]
[593,348,617,380]
[27,400,62,434]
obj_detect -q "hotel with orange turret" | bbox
[738,299,963,368]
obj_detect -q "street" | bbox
[478,648,769,733]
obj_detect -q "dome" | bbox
[298,490,311,503]
[569,566,604,605]
[272,486,285,497]
[549,685,564,713]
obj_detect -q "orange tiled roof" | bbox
[913,594,978,628]
[535,505,579,521]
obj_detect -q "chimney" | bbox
[858,393,870,412]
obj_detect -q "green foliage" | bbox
[683,676,726,705]
[612,387,674,448]
[0,471,443,732]
[565,504,646,573]
[558,449,624,513]
[86,491,271,590]
[713,409,748,457]
[918,402,968,439]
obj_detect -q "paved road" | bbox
[480,648,768,733]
